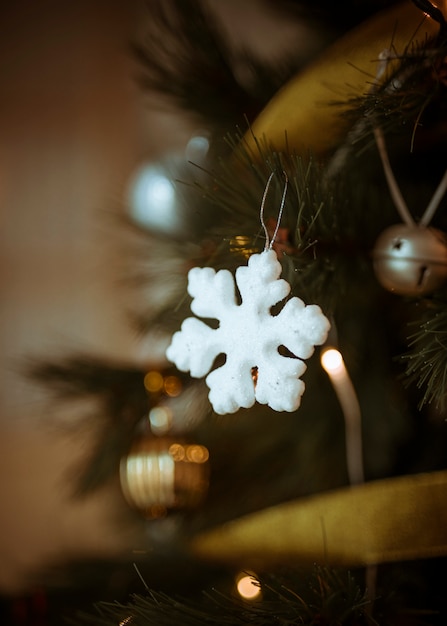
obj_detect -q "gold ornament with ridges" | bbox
[373,224,447,296]
[120,435,209,518]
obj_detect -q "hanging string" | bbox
[420,168,447,227]
[375,124,447,228]
[371,50,447,228]
[373,125,416,227]
[260,170,289,251]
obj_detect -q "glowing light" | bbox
[186,444,209,464]
[149,406,172,435]
[236,573,261,600]
[321,346,364,485]
[168,443,209,464]
[119,617,133,626]
[230,235,257,258]
[129,164,179,233]
[164,375,182,397]
[320,347,344,376]
[169,442,186,461]
[144,370,164,393]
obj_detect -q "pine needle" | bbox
[403,300,447,410]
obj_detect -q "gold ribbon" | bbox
[191,471,447,567]
[246,2,437,156]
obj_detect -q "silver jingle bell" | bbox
[373,224,447,296]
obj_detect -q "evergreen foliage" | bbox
[70,567,375,626]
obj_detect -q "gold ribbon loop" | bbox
[192,470,447,568]
[245,2,437,156]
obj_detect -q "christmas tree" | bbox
[15,0,447,623]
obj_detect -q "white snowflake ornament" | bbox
[166,249,330,415]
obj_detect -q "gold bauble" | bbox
[120,435,209,517]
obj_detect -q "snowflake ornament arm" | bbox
[166,249,330,415]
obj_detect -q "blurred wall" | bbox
[0,0,150,593]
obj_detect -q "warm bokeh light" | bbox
[144,370,164,393]
[320,347,344,375]
[185,444,210,464]
[168,443,209,464]
[169,442,186,462]
[236,573,261,600]
[230,235,257,258]
[164,375,182,397]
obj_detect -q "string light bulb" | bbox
[320,348,344,377]
[321,346,364,485]
[235,572,261,600]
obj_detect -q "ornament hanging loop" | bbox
[374,124,447,228]
[372,49,447,229]
[260,170,288,251]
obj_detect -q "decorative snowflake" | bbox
[166,249,330,415]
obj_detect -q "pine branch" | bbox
[118,216,201,334]
[132,0,301,133]
[27,356,153,493]
[28,356,146,398]
[403,299,447,410]
[338,38,447,163]
[173,132,386,318]
[68,567,375,626]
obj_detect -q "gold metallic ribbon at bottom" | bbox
[191,471,447,568]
